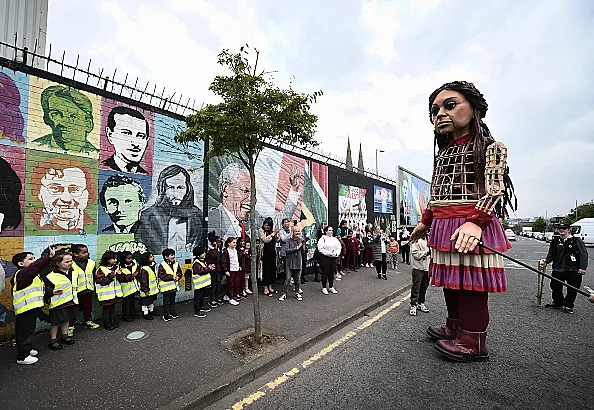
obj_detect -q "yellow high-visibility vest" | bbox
[95,266,123,302]
[141,265,159,297]
[46,271,78,309]
[120,262,140,297]
[12,271,44,315]
[158,262,180,293]
[72,259,95,293]
[192,260,212,290]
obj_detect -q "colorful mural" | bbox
[338,184,368,232]
[207,148,328,259]
[398,167,431,227]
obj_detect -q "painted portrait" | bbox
[0,146,25,237]
[98,171,152,234]
[0,69,28,146]
[27,77,101,158]
[99,100,154,175]
[25,152,98,235]
[153,113,203,167]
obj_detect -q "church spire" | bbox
[345,135,353,171]
[357,141,364,173]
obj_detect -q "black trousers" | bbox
[102,304,115,328]
[374,254,387,276]
[319,254,337,288]
[211,272,222,301]
[122,295,137,319]
[401,244,410,264]
[551,270,582,308]
[162,292,177,315]
[16,308,39,360]
[193,287,210,313]
[410,268,430,305]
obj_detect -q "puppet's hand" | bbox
[451,222,482,253]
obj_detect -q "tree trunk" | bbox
[248,164,263,342]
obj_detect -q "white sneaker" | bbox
[334,275,342,281]
[295,294,303,301]
[417,303,429,313]
[321,288,329,295]
[329,287,338,294]
[298,288,304,294]
[409,305,417,316]
[245,289,253,295]
[228,299,239,306]
[223,294,230,301]
[29,349,38,357]
[279,294,287,301]
[17,355,38,365]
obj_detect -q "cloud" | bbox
[46,0,594,217]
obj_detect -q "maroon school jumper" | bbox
[95,266,120,307]
[71,258,95,324]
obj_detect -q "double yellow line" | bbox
[231,295,410,410]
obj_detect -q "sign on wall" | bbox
[338,184,367,231]
[398,167,430,227]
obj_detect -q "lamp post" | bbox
[375,149,384,175]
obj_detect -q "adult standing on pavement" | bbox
[279,229,304,301]
[317,225,341,294]
[259,217,278,296]
[372,225,389,280]
[279,218,292,279]
[409,233,430,316]
[399,226,411,265]
[410,81,516,362]
[542,222,588,314]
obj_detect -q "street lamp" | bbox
[375,149,384,175]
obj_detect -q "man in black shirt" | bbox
[542,222,588,314]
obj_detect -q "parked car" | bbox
[505,229,517,241]
[535,232,545,241]
[545,232,554,243]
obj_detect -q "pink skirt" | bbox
[428,215,512,293]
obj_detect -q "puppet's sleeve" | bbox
[469,142,508,229]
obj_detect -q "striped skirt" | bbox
[428,214,512,293]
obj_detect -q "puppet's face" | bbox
[430,90,473,136]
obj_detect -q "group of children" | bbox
[330,229,401,280]
[10,234,254,365]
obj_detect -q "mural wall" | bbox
[0,65,204,339]
[207,148,328,260]
[398,167,431,227]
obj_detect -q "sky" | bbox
[46,0,594,218]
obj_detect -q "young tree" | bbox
[532,217,547,232]
[176,46,322,342]
[566,200,594,224]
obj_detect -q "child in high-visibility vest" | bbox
[158,248,182,322]
[12,246,54,365]
[70,244,100,334]
[117,251,140,322]
[43,252,79,351]
[192,247,216,318]
[95,251,123,331]
[138,252,158,320]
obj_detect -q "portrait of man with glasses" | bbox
[30,157,95,232]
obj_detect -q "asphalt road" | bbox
[211,238,594,410]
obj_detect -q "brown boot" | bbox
[434,329,489,362]
[426,318,458,341]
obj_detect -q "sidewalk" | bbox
[0,265,412,410]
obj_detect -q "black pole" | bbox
[479,243,591,297]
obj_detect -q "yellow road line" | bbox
[230,295,410,410]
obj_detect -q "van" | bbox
[571,218,594,246]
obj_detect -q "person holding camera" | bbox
[542,222,588,314]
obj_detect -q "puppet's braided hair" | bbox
[428,81,517,218]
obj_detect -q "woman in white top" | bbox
[317,225,342,294]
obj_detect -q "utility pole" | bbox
[576,200,579,221]
[375,149,384,175]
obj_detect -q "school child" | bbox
[44,252,79,350]
[192,247,216,318]
[138,252,158,320]
[222,237,241,306]
[206,233,224,307]
[12,247,54,365]
[96,251,123,331]
[240,242,253,295]
[336,236,346,280]
[158,248,182,321]
[388,235,400,270]
[347,230,361,271]
[70,244,100,333]
[118,251,140,322]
